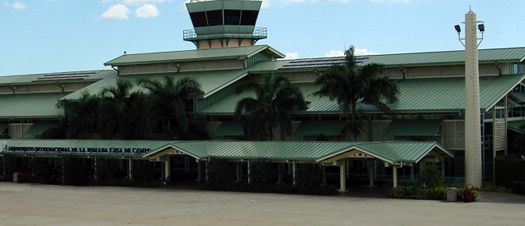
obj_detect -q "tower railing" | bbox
[183,27,267,40]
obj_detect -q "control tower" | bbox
[184,0,267,49]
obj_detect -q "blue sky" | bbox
[1,0,524,75]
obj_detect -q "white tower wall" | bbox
[464,11,483,187]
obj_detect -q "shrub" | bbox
[495,155,525,189]
[391,186,479,201]
[391,186,447,200]
[419,164,442,188]
[511,181,525,194]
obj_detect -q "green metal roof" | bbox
[295,121,345,136]
[162,141,452,164]
[198,75,525,114]
[361,47,525,66]
[385,120,442,137]
[277,47,525,70]
[0,93,68,118]
[213,121,244,137]
[508,120,525,134]
[62,69,250,100]
[0,139,170,158]
[25,123,56,139]
[61,75,118,100]
[63,60,287,101]
[509,92,525,104]
[105,45,285,66]
[0,70,113,86]
[0,139,452,164]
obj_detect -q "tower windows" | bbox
[224,10,241,25]
[206,10,223,26]
[241,10,259,26]
[189,11,207,27]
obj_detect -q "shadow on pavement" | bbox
[477,192,525,204]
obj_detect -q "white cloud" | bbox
[101,0,168,19]
[101,4,130,20]
[285,52,299,60]
[325,50,345,57]
[4,1,27,10]
[354,48,377,56]
[135,4,159,18]
[325,48,377,57]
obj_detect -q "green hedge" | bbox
[391,186,478,201]
[495,155,525,188]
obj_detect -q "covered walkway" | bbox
[0,139,453,191]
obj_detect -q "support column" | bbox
[197,160,201,182]
[368,159,375,187]
[277,163,282,184]
[164,159,171,179]
[2,156,5,178]
[492,105,497,183]
[392,166,398,188]
[292,161,297,186]
[504,96,508,155]
[61,158,65,185]
[128,158,133,182]
[410,164,415,182]
[205,160,209,182]
[236,162,241,183]
[93,157,97,181]
[247,161,251,184]
[441,159,446,180]
[321,165,327,185]
[339,160,347,193]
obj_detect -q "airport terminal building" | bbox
[0,0,524,191]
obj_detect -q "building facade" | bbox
[0,0,524,190]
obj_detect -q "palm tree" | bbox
[99,79,144,139]
[314,46,399,140]
[57,92,100,138]
[138,76,204,138]
[235,74,308,140]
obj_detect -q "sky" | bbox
[1,0,525,75]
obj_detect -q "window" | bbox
[190,12,207,27]
[240,10,259,25]
[510,63,524,75]
[224,10,241,25]
[206,10,223,26]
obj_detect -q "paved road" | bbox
[0,182,524,226]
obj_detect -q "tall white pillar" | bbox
[464,10,483,187]
[392,166,398,188]
[339,161,347,192]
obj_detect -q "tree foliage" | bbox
[234,74,308,140]
[314,46,398,139]
[45,77,207,140]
